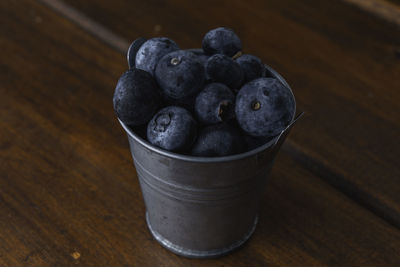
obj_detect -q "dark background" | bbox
[1,0,399,266]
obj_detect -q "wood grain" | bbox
[1,0,400,266]
[344,0,400,26]
[56,0,400,228]
[37,0,129,52]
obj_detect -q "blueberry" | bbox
[191,124,244,157]
[147,106,197,152]
[135,37,179,76]
[113,69,162,126]
[155,50,205,104]
[194,83,235,125]
[127,37,146,69]
[205,54,243,90]
[186,49,211,82]
[236,54,265,83]
[235,78,295,137]
[202,27,242,57]
[185,48,209,67]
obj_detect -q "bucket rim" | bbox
[119,64,296,163]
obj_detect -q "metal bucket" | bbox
[119,65,298,258]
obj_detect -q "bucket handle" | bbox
[273,111,304,147]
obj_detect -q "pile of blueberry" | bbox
[113,27,295,157]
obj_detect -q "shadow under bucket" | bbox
[119,65,301,258]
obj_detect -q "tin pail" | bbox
[119,65,298,258]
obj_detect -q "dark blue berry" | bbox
[185,48,209,67]
[113,69,162,126]
[147,106,197,152]
[194,83,235,125]
[202,27,242,57]
[191,124,244,157]
[236,54,265,83]
[127,37,146,69]
[205,54,243,90]
[135,37,179,76]
[155,50,205,104]
[235,78,295,137]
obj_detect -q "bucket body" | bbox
[119,65,296,258]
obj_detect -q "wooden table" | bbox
[1,0,399,266]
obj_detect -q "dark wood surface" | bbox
[60,0,400,227]
[1,0,399,266]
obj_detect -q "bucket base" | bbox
[145,212,258,259]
